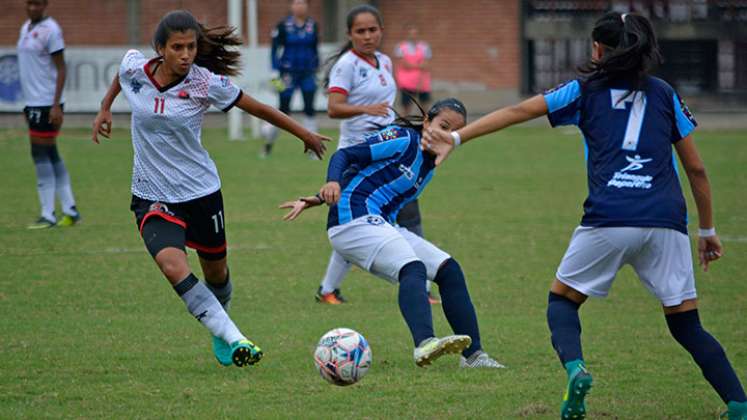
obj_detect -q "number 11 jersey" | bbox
[119,49,242,203]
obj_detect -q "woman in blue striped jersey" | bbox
[280,98,502,368]
[423,11,746,420]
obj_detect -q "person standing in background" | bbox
[17,0,80,229]
[393,24,432,115]
[261,0,320,158]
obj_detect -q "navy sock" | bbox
[547,292,584,366]
[398,261,434,346]
[433,259,481,357]
[666,310,746,404]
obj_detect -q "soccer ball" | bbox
[259,121,279,142]
[313,328,372,386]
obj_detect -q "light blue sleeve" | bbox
[369,134,411,161]
[543,80,582,127]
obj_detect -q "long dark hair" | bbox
[153,10,242,76]
[578,11,662,91]
[323,5,383,88]
[377,98,467,134]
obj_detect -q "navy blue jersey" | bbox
[326,126,435,229]
[544,76,697,234]
[271,16,319,73]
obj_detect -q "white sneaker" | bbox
[459,350,506,369]
[413,335,471,367]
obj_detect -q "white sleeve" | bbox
[47,25,65,54]
[393,43,404,58]
[208,73,242,112]
[328,57,353,94]
[119,49,144,83]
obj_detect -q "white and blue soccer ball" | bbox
[314,328,372,386]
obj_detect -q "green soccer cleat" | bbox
[56,213,81,227]
[212,336,233,366]
[413,335,471,367]
[560,361,593,420]
[230,339,263,367]
[722,401,747,420]
[27,217,56,230]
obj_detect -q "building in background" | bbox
[0,0,745,113]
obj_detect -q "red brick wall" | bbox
[0,1,520,90]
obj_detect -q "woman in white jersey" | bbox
[314,5,436,305]
[17,0,80,229]
[91,10,329,368]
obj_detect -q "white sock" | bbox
[34,160,56,222]
[175,274,245,344]
[320,250,352,294]
[53,160,77,216]
[302,115,318,133]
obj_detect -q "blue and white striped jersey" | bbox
[544,76,697,234]
[326,126,435,229]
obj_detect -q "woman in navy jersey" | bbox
[91,10,329,369]
[281,98,503,368]
[424,12,746,420]
[261,0,320,157]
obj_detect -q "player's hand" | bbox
[698,234,723,272]
[49,104,63,130]
[365,103,391,117]
[320,182,341,205]
[303,131,331,159]
[92,110,113,144]
[422,127,455,166]
[278,199,308,221]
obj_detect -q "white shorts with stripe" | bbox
[556,226,696,307]
[328,215,450,283]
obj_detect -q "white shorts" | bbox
[556,226,696,307]
[327,215,451,283]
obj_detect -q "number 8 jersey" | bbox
[543,76,697,234]
[119,49,242,203]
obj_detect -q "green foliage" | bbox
[0,126,744,418]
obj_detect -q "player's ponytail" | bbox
[579,12,662,92]
[153,10,243,76]
[323,5,383,88]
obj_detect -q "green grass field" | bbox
[1,125,745,419]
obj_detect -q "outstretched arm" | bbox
[423,94,548,165]
[92,74,121,144]
[674,135,722,271]
[279,194,325,221]
[235,93,330,159]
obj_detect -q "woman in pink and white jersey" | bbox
[393,24,432,115]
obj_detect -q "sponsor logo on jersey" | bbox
[544,80,572,95]
[359,68,368,78]
[148,202,175,216]
[130,78,142,94]
[399,164,414,180]
[178,90,190,99]
[380,127,401,141]
[678,95,696,125]
[219,76,230,88]
[607,155,654,189]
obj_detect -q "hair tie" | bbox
[621,13,628,23]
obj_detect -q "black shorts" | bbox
[130,189,227,260]
[23,105,63,138]
[400,90,431,107]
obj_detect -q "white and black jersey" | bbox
[16,16,65,107]
[118,50,242,203]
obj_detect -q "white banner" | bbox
[0,45,336,113]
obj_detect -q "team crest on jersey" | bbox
[130,78,143,94]
[380,127,403,141]
[219,76,230,88]
[178,89,190,99]
[366,215,385,226]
